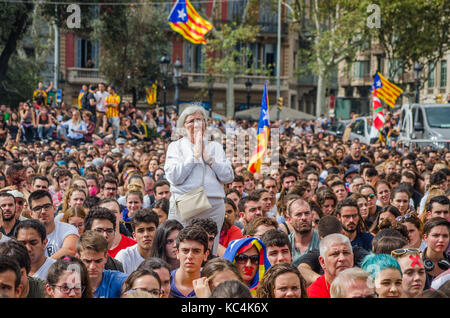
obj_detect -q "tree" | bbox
[0,2,34,85]
[287,0,370,118]
[371,0,450,91]
[90,1,168,102]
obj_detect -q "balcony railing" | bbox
[67,67,106,84]
[183,72,290,88]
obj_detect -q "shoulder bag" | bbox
[175,162,212,221]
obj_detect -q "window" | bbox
[263,43,276,76]
[184,43,203,73]
[440,60,447,87]
[428,62,435,88]
[76,38,99,68]
[228,0,247,22]
[353,61,370,79]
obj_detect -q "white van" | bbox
[398,103,450,149]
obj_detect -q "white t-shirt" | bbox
[45,221,79,257]
[114,244,144,274]
[94,90,110,113]
[33,257,56,281]
[0,234,11,243]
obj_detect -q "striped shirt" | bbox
[105,94,120,118]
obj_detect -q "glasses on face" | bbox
[93,227,115,236]
[53,284,85,295]
[391,248,421,257]
[364,193,375,200]
[235,254,259,265]
[126,288,162,298]
[395,213,416,223]
[31,203,53,214]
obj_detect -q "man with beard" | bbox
[342,142,370,172]
[286,198,320,266]
[335,197,373,252]
[0,192,20,237]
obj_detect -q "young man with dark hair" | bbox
[0,254,22,298]
[14,219,55,280]
[426,195,450,221]
[153,179,171,201]
[261,229,292,265]
[335,197,373,252]
[330,180,348,202]
[0,239,47,298]
[231,175,247,198]
[280,169,298,191]
[28,190,79,259]
[100,176,118,199]
[253,189,275,218]
[115,209,158,274]
[188,217,218,258]
[31,175,50,192]
[0,192,20,237]
[170,225,210,298]
[84,206,124,272]
[238,194,263,227]
[98,198,136,257]
[77,230,128,298]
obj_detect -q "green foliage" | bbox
[370,0,450,82]
[90,2,169,95]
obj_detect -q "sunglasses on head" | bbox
[396,213,416,223]
[235,254,259,264]
[391,248,420,257]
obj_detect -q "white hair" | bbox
[330,267,374,298]
[176,104,208,137]
[319,233,352,258]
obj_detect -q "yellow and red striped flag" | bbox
[168,0,213,45]
[248,81,270,174]
[146,82,157,105]
[372,72,403,108]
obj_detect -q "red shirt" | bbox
[307,274,331,298]
[108,234,136,258]
[219,225,243,248]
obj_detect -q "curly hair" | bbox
[256,263,308,298]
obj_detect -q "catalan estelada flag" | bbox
[248,81,270,173]
[371,83,384,131]
[372,72,403,108]
[168,0,213,45]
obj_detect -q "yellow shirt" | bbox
[105,94,120,118]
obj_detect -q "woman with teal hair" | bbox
[361,253,403,298]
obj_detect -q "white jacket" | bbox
[164,137,234,199]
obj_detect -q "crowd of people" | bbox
[0,84,449,299]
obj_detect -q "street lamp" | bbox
[160,53,170,127]
[173,57,183,115]
[245,78,253,109]
[414,62,423,104]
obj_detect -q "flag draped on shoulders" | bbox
[168,0,213,44]
[372,72,403,108]
[248,81,270,174]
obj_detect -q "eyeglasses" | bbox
[126,288,162,298]
[93,227,115,235]
[391,248,421,257]
[185,119,203,126]
[235,254,259,265]
[53,284,85,294]
[395,213,416,223]
[364,193,375,199]
[31,203,53,213]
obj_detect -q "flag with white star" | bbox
[168,0,213,44]
[248,81,270,173]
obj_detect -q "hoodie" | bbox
[223,237,271,295]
